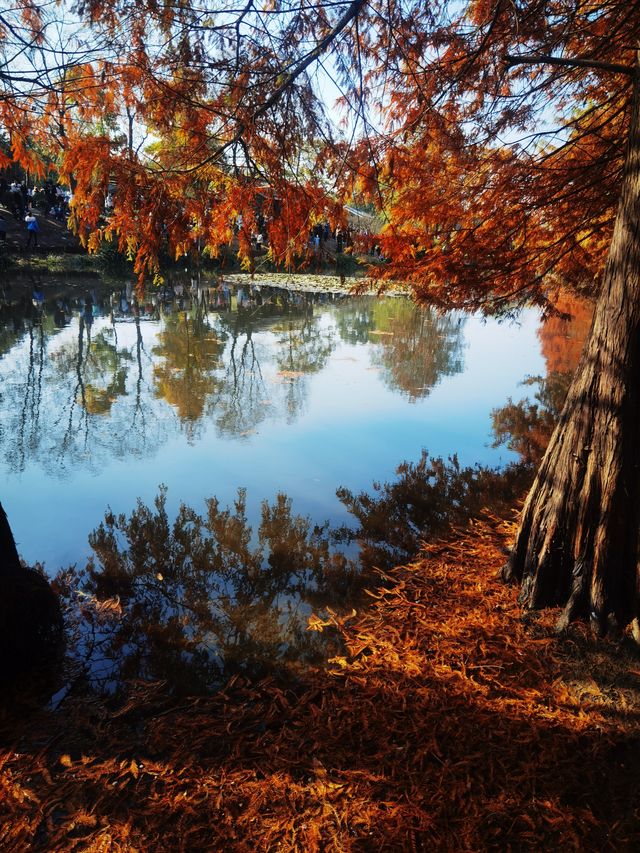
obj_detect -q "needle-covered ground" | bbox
[2,514,640,851]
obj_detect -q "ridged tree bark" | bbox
[504,55,640,635]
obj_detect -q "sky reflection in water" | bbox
[0,277,544,572]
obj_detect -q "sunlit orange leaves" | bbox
[3,511,640,849]
[3,2,636,299]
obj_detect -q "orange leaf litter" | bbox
[2,515,640,850]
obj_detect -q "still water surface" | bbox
[1,276,544,572]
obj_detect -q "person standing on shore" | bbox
[24,210,39,250]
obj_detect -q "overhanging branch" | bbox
[505,53,634,77]
[172,0,366,174]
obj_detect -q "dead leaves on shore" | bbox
[2,515,640,850]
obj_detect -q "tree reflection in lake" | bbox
[490,294,592,466]
[336,451,532,572]
[273,302,336,424]
[58,487,356,695]
[334,296,465,399]
[0,279,467,477]
[211,292,282,437]
[57,450,533,698]
[1,283,581,698]
[369,300,465,400]
[152,307,226,436]
[0,284,168,476]
[491,372,572,466]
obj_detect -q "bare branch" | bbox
[505,53,634,77]
[174,0,366,174]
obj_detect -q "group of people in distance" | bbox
[0,176,73,251]
[309,223,356,255]
[0,177,70,220]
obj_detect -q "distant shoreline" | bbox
[222,271,408,296]
[3,259,409,297]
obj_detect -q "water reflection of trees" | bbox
[333,296,378,345]
[213,290,335,434]
[0,292,39,359]
[60,488,356,695]
[369,301,465,399]
[491,294,591,467]
[213,308,273,437]
[1,283,469,477]
[1,299,65,474]
[1,290,58,470]
[334,297,466,399]
[0,286,168,476]
[537,293,593,375]
[83,329,131,416]
[29,289,591,698]
[491,372,572,466]
[59,450,532,697]
[273,305,335,426]
[149,289,339,436]
[152,308,226,437]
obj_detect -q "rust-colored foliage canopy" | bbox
[2,516,640,850]
[351,1,637,310]
[1,1,637,301]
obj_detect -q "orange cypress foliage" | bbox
[341,2,636,310]
[1,1,636,293]
[3,1,371,275]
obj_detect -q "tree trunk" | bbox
[1,502,64,684]
[504,58,640,635]
[0,500,22,577]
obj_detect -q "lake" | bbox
[1,274,546,574]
